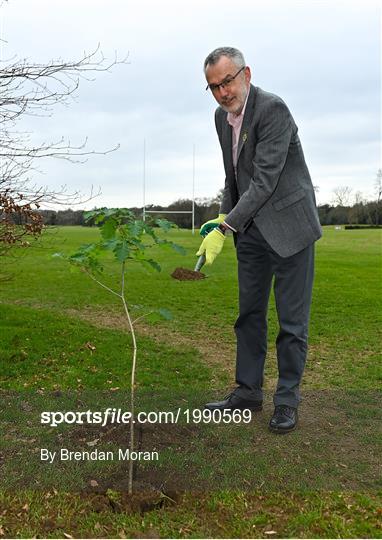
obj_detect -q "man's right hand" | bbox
[200,214,227,237]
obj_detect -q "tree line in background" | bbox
[3,180,382,255]
[38,196,221,228]
[36,178,382,229]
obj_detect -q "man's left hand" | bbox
[196,228,225,265]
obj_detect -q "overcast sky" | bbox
[1,0,381,209]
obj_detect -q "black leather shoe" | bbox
[269,405,298,433]
[204,391,262,412]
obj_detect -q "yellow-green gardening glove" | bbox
[200,214,227,237]
[196,228,225,265]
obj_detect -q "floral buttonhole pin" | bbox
[242,131,248,143]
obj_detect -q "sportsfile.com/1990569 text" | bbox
[40,408,253,427]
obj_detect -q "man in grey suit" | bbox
[197,47,322,433]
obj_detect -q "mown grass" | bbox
[1,226,381,389]
[0,303,209,391]
[0,490,381,538]
[0,225,381,538]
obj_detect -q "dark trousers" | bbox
[234,222,315,408]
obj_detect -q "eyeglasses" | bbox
[205,66,245,92]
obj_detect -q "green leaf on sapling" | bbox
[100,218,118,240]
[84,209,107,225]
[101,239,119,251]
[155,239,187,255]
[158,308,173,320]
[66,251,103,275]
[113,241,131,263]
[145,308,173,323]
[127,220,145,239]
[83,210,98,222]
[68,252,88,265]
[128,237,146,251]
[87,257,104,274]
[170,242,187,255]
[138,258,161,272]
[155,218,173,232]
[142,222,155,237]
[103,208,118,218]
[76,243,98,254]
[114,208,135,221]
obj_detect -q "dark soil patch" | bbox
[171,267,205,280]
[83,489,181,515]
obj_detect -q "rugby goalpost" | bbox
[141,140,196,234]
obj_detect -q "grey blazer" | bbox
[217,84,322,257]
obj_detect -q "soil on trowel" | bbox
[171,267,206,280]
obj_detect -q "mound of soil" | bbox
[171,267,205,281]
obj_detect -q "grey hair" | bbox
[203,47,246,73]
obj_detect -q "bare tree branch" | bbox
[332,186,352,206]
[0,32,128,253]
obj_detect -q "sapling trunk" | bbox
[121,261,137,495]
[85,265,137,495]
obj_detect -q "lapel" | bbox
[236,84,257,162]
[221,112,233,173]
[219,113,237,203]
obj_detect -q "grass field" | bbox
[0,225,381,538]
